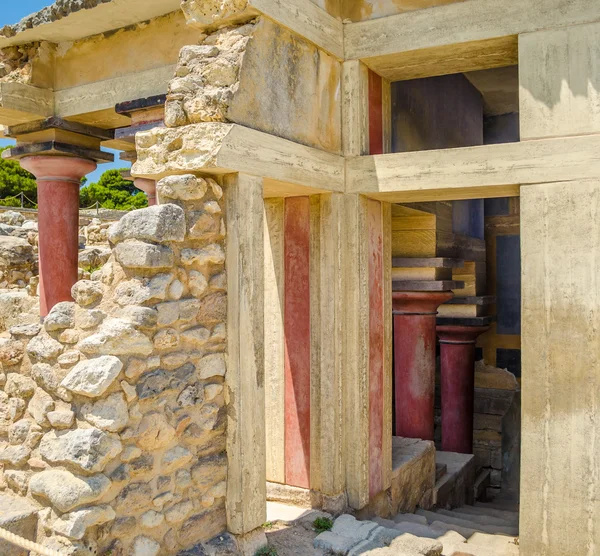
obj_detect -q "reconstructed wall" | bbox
[0,178,229,555]
[342,0,466,22]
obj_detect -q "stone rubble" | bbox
[0,176,228,554]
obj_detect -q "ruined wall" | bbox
[165,16,341,153]
[0,179,229,555]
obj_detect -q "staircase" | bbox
[314,501,519,555]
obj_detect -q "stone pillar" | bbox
[134,178,157,206]
[393,291,453,440]
[519,22,600,555]
[437,325,489,454]
[20,156,96,317]
[224,173,266,536]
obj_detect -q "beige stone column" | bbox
[225,173,266,536]
[519,22,600,555]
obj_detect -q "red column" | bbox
[284,196,311,488]
[393,291,453,440]
[20,156,97,317]
[134,178,157,206]
[437,325,489,454]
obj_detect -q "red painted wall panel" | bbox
[369,69,384,155]
[284,196,311,488]
[368,199,385,497]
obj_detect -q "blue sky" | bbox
[0,1,129,184]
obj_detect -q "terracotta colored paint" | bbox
[392,291,453,440]
[368,69,384,155]
[284,196,311,488]
[20,156,97,317]
[438,325,489,454]
[368,199,385,497]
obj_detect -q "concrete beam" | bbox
[346,135,600,202]
[344,0,600,79]
[0,82,54,125]
[133,123,345,193]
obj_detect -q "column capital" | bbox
[20,155,97,182]
[392,291,453,315]
[437,324,490,345]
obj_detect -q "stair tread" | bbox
[392,512,429,526]
[459,504,519,523]
[436,508,518,528]
[416,509,519,536]
[475,500,520,513]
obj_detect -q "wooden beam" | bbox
[134,122,345,193]
[346,134,600,202]
[344,0,600,78]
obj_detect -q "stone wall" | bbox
[0,176,230,555]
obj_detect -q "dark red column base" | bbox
[393,291,453,441]
[437,325,490,454]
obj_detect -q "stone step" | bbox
[372,517,443,540]
[436,463,448,482]
[457,504,519,524]
[0,494,38,556]
[475,500,520,513]
[473,469,491,501]
[392,512,429,526]
[466,531,520,555]
[436,508,518,529]
[416,509,519,536]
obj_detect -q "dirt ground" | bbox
[265,521,320,555]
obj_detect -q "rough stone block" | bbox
[0,494,37,556]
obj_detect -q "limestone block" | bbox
[4,373,35,399]
[181,244,226,267]
[0,494,37,556]
[114,274,173,306]
[0,292,39,332]
[29,470,111,512]
[0,444,31,466]
[115,240,175,270]
[191,452,227,489]
[52,505,115,540]
[26,333,63,361]
[0,211,24,227]
[71,280,104,307]
[140,510,164,528]
[47,409,75,429]
[198,353,226,379]
[162,446,193,474]
[81,393,129,432]
[28,388,54,425]
[177,506,227,547]
[131,535,160,556]
[61,355,123,397]
[39,428,122,473]
[136,412,176,451]
[44,301,75,331]
[180,0,255,29]
[78,247,111,272]
[114,482,153,513]
[0,338,24,366]
[157,174,209,201]
[78,318,153,356]
[108,204,186,244]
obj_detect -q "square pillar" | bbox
[519,22,600,555]
[225,173,266,535]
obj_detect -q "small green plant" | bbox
[263,521,274,530]
[255,546,278,556]
[313,516,333,533]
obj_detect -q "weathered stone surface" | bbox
[153,328,180,350]
[115,240,175,270]
[198,353,226,379]
[61,355,123,397]
[44,302,75,331]
[71,280,104,307]
[0,211,24,226]
[0,493,37,556]
[30,470,111,512]
[131,535,161,556]
[188,270,209,297]
[114,482,153,513]
[180,0,253,29]
[26,333,63,361]
[141,510,164,528]
[78,318,153,356]
[0,444,31,466]
[0,292,39,332]
[181,244,225,267]
[165,500,194,524]
[108,204,186,244]
[39,428,122,473]
[0,235,33,265]
[29,388,55,425]
[191,453,227,489]
[47,409,75,429]
[9,323,41,338]
[5,373,36,398]
[0,337,24,365]
[157,174,208,201]
[114,274,172,306]
[136,412,176,451]
[58,350,80,367]
[81,393,129,432]
[78,247,111,272]
[177,506,227,547]
[52,505,116,540]
[162,446,193,474]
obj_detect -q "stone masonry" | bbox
[0,175,229,555]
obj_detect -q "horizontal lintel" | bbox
[347,134,600,202]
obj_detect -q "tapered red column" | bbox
[393,291,453,440]
[437,325,489,454]
[20,156,97,317]
[134,178,157,206]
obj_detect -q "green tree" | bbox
[0,146,38,208]
[79,168,148,210]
